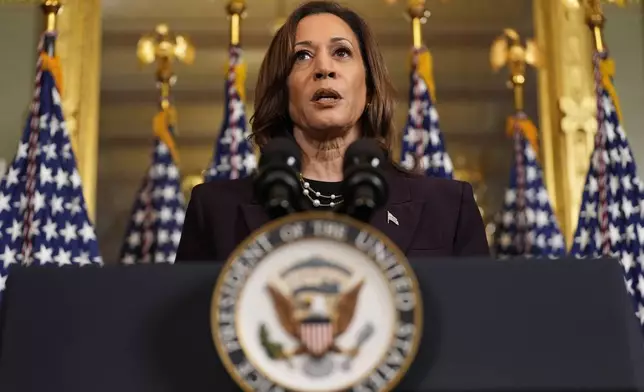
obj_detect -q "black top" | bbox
[300,177,343,211]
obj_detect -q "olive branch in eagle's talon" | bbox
[260,323,302,367]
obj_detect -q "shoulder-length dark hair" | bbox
[249,0,399,158]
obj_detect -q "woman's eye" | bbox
[335,47,351,58]
[295,50,311,61]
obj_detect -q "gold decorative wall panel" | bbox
[533,0,597,248]
[56,0,102,220]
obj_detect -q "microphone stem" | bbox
[265,183,295,220]
[348,186,377,223]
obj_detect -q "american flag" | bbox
[571,50,644,327]
[0,32,102,297]
[205,45,256,181]
[400,46,453,179]
[493,112,566,258]
[118,103,185,264]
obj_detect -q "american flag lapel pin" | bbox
[387,211,399,226]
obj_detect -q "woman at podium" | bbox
[175,0,489,263]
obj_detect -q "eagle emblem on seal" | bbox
[259,257,374,377]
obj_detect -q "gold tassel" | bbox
[410,47,437,103]
[506,115,539,155]
[222,58,247,102]
[153,106,180,163]
[599,58,624,125]
[40,53,64,96]
[234,60,247,102]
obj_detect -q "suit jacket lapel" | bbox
[369,171,422,254]
[239,176,269,236]
[240,204,269,235]
[370,202,423,254]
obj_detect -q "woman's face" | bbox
[287,13,367,139]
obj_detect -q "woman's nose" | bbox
[314,70,336,80]
[313,54,336,80]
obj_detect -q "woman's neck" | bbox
[293,127,359,182]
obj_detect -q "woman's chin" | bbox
[307,126,350,140]
[306,118,354,136]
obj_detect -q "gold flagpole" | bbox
[585,0,641,53]
[583,0,639,124]
[226,0,247,102]
[227,0,246,45]
[137,24,194,162]
[490,29,541,154]
[490,29,542,113]
[182,1,247,198]
[584,0,608,52]
[407,0,428,49]
[42,0,61,33]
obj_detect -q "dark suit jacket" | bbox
[175,168,490,263]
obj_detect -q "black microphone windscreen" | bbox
[259,137,302,170]
[254,137,303,218]
[341,139,388,221]
[343,139,386,171]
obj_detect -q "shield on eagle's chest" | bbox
[299,320,334,356]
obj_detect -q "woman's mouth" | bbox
[311,88,342,103]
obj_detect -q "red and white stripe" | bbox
[593,51,610,256]
[21,34,48,265]
[139,178,155,263]
[227,45,241,180]
[300,322,334,356]
[412,49,425,170]
[513,112,530,254]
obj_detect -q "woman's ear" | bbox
[363,91,372,114]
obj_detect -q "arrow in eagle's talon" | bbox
[341,323,375,370]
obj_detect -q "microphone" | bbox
[341,139,389,222]
[253,137,303,220]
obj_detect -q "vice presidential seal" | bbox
[211,212,423,392]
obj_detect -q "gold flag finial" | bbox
[41,0,62,33]
[491,29,541,154]
[407,0,430,49]
[578,0,640,51]
[490,28,541,112]
[404,0,449,48]
[227,0,247,45]
[136,24,195,110]
[583,0,607,52]
[137,25,193,163]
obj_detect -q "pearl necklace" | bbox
[298,173,344,208]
